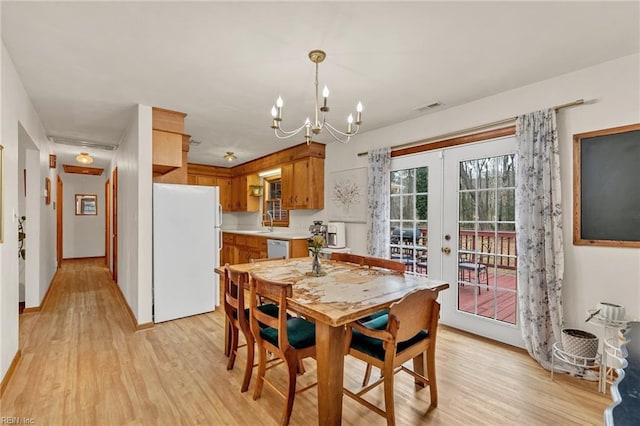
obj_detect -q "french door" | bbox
[390,136,523,347]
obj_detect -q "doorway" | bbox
[390,135,522,347]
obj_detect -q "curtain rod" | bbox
[356,99,585,157]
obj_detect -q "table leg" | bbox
[316,322,345,425]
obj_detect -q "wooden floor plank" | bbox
[2,259,609,425]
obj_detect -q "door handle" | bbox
[441,247,451,255]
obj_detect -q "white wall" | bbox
[1,43,57,379]
[324,53,640,334]
[111,104,153,325]
[61,172,106,258]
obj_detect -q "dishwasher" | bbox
[267,239,290,259]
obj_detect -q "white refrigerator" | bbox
[153,183,221,323]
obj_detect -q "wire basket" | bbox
[561,328,599,359]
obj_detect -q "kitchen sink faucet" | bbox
[264,211,274,232]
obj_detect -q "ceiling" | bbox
[2,1,639,168]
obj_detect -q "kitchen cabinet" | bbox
[221,232,308,263]
[231,175,260,212]
[282,157,324,210]
[187,172,234,212]
[152,130,182,175]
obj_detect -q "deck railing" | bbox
[390,228,517,271]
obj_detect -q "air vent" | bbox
[415,101,442,112]
[50,137,117,151]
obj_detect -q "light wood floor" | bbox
[2,259,610,425]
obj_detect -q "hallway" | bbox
[1,259,609,425]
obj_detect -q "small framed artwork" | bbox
[49,154,57,169]
[75,194,98,215]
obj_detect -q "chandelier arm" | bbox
[323,124,352,144]
[324,121,360,138]
[273,124,307,140]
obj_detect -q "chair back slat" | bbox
[388,288,439,343]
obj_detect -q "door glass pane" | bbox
[457,154,517,324]
[388,166,429,275]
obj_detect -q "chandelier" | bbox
[270,50,362,144]
[76,152,93,165]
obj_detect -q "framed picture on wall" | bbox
[75,194,98,215]
[328,167,367,223]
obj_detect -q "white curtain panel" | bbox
[366,147,391,257]
[515,108,564,369]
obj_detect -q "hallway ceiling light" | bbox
[223,152,237,162]
[76,152,93,165]
[270,49,363,145]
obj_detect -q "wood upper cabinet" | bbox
[282,157,324,210]
[216,177,233,212]
[231,174,260,212]
[152,130,182,175]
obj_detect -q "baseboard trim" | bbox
[1,349,22,397]
[62,256,106,261]
[111,282,154,332]
[20,264,60,315]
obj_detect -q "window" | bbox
[263,176,288,226]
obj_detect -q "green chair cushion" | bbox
[350,321,428,360]
[360,309,389,322]
[260,317,316,349]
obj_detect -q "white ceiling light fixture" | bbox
[270,49,363,145]
[223,152,237,162]
[76,152,93,165]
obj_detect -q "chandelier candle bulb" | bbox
[347,114,354,134]
[356,102,363,124]
[322,86,330,111]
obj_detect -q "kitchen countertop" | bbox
[222,229,311,240]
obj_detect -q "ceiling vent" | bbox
[189,139,202,147]
[415,101,442,113]
[50,136,117,151]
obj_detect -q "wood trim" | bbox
[0,350,22,397]
[21,264,61,314]
[572,123,640,248]
[62,256,106,261]
[391,126,516,158]
[62,164,104,176]
[111,280,154,332]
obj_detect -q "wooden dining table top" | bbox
[215,257,450,327]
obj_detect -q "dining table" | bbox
[215,257,449,425]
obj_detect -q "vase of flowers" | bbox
[308,235,325,277]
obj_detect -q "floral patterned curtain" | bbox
[515,108,564,369]
[367,147,391,257]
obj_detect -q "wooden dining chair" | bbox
[223,264,281,393]
[343,288,441,426]
[249,272,317,426]
[362,256,405,273]
[330,252,365,265]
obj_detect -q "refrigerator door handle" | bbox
[218,228,223,251]
[217,204,223,227]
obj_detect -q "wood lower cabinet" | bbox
[282,157,324,210]
[221,233,308,264]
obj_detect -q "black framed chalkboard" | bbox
[573,123,640,247]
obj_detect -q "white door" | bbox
[390,135,522,347]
